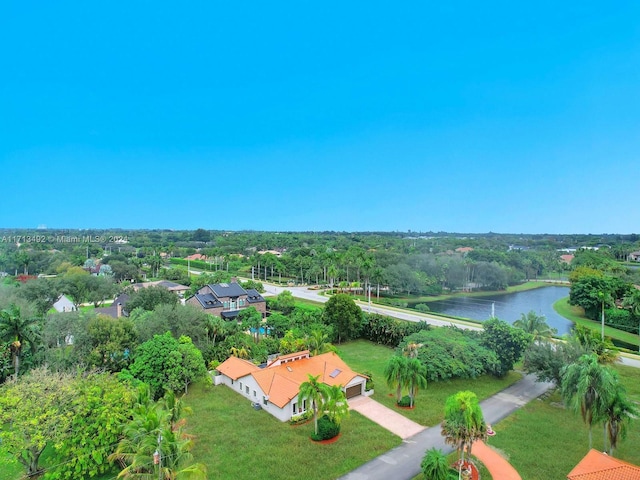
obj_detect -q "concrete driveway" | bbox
[348,396,425,439]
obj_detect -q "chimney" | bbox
[231,277,238,284]
[116,303,122,318]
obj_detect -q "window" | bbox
[239,299,245,306]
[253,390,256,397]
[245,386,249,394]
[293,402,297,414]
[263,396,268,406]
[239,382,243,390]
[223,301,229,308]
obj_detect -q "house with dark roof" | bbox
[215,351,367,422]
[95,293,130,318]
[186,282,266,319]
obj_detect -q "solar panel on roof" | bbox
[329,369,341,378]
[219,283,229,287]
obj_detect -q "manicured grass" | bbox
[488,364,640,479]
[184,380,401,480]
[336,340,522,426]
[554,297,639,348]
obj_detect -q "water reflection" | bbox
[424,286,572,334]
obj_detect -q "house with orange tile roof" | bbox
[567,449,640,480]
[215,350,368,422]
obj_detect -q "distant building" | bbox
[455,247,474,254]
[95,293,130,318]
[53,295,77,313]
[131,280,190,298]
[186,281,266,319]
[560,254,575,264]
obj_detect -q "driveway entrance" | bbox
[348,396,425,439]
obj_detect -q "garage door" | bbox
[345,384,361,399]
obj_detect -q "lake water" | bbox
[423,286,572,334]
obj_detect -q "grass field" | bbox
[184,380,401,480]
[488,363,640,480]
[335,340,522,426]
[554,297,639,349]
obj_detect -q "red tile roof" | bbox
[219,351,366,409]
[567,450,640,480]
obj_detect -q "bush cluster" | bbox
[311,415,340,441]
[397,395,412,407]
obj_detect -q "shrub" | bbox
[363,370,374,391]
[397,395,412,407]
[415,303,430,313]
[289,410,313,425]
[311,414,340,441]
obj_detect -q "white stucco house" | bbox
[215,350,367,422]
[53,295,77,313]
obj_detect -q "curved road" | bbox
[262,283,640,367]
[261,282,640,479]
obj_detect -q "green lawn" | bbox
[336,340,522,426]
[184,380,401,480]
[554,297,640,349]
[488,363,640,480]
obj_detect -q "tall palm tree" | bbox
[405,358,428,408]
[513,310,557,341]
[384,355,409,404]
[561,354,616,449]
[323,384,349,426]
[298,374,329,436]
[0,304,40,380]
[603,382,638,456]
[441,390,487,464]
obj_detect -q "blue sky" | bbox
[2,2,639,233]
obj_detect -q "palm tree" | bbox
[622,290,640,354]
[298,374,330,436]
[405,358,428,408]
[561,354,616,449]
[0,304,40,380]
[603,382,638,456]
[308,329,333,356]
[513,310,557,341]
[421,448,450,480]
[384,355,409,404]
[323,384,349,426]
[441,390,487,465]
[110,391,206,479]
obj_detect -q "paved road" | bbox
[261,283,482,330]
[339,374,554,480]
[262,282,640,367]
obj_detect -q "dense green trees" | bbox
[126,333,207,399]
[323,293,362,343]
[481,317,532,377]
[398,328,500,381]
[126,285,179,312]
[0,368,136,479]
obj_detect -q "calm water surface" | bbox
[425,286,572,334]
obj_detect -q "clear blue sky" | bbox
[2,2,639,233]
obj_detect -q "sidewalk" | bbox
[348,396,425,439]
[472,441,521,480]
[339,374,553,480]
